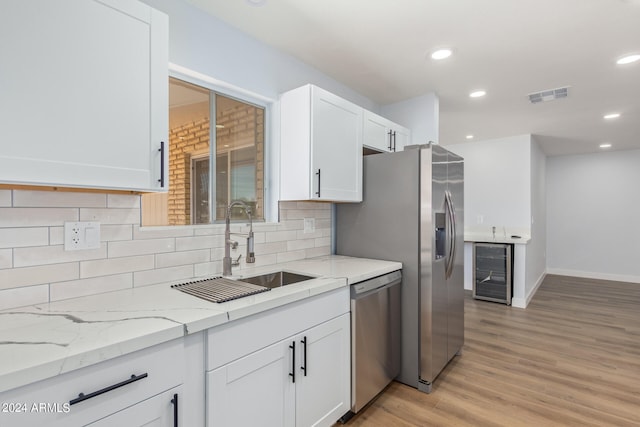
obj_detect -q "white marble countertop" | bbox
[464,233,530,244]
[464,227,530,244]
[0,255,401,393]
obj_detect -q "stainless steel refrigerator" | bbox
[336,143,464,393]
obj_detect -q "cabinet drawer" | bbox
[207,287,349,371]
[87,386,182,427]
[0,339,184,427]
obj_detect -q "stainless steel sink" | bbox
[239,271,315,289]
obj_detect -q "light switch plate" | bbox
[64,222,101,251]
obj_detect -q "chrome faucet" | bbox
[223,201,255,276]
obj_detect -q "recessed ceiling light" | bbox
[465,135,474,139]
[603,113,621,119]
[431,49,452,60]
[616,54,640,65]
[469,90,486,98]
[599,143,612,149]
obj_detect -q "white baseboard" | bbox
[511,271,546,309]
[546,268,640,284]
[510,298,526,308]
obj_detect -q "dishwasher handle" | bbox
[351,270,402,299]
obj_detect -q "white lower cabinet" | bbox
[208,314,349,427]
[87,386,182,427]
[0,339,184,427]
[206,287,351,427]
[208,338,295,427]
[295,314,351,427]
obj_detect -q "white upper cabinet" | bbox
[363,110,411,153]
[280,84,363,202]
[393,126,411,151]
[0,0,168,191]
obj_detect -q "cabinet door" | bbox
[207,339,295,427]
[296,313,351,427]
[311,87,363,202]
[363,110,393,152]
[87,386,181,427]
[0,0,168,191]
[393,126,411,151]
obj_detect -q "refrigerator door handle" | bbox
[444,193,451,277]
[445,191,457,279]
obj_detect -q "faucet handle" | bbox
[246,232,255,264]
[232,254,242,266]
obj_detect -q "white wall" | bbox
[448,134,548,307]
[546,149,640,283]
[381,93,439,145]
[445,134,532,233]
[144,0,376,109]
[524,137,547,302]
[144,0,384,221]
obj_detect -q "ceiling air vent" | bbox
[528,87,569,104]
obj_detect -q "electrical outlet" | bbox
[64,222,101,251]
[303,217,315,233]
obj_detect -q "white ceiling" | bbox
[184,0,640,156]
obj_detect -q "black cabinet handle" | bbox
[69,373,148,406]
[171,393,179,427]
[315,169,321,198]
[301,336,307,376]
[289,341,296,383]
[392,131,397,152]
[158,141,165,188]
[387,130,393,151]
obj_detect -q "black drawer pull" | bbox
[301,336,307,376]
[69,373,148,406]
[158,141,165,187]
[289,341,296,383]
[171,393,179,427]
[315,169,321,198]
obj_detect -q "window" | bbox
[141,77,265,225]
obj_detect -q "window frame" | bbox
[168,65,274,224]
[190,152,210,224]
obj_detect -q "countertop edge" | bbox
[0,255,400,394]
[0,325,185,394]
[464,234,531,244]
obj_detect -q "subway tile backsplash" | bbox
[0,190,332,310]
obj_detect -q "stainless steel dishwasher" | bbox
[341,270,401,422]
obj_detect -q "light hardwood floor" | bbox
[343,275,640,426]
